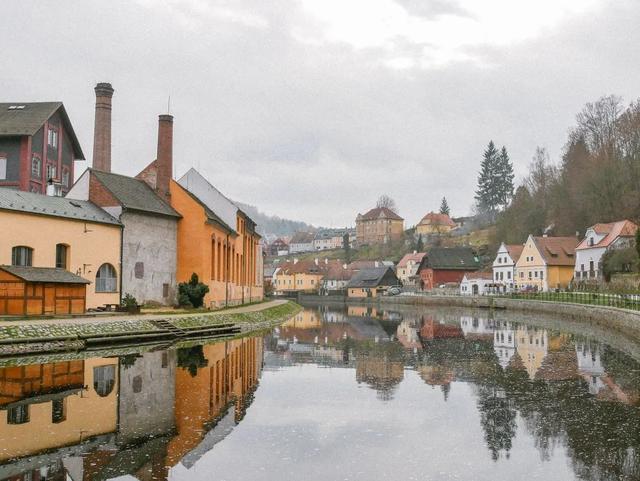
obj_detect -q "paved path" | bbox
[2,299,289,327]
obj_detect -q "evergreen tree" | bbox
[416,234,424,252]
[439,197,450,216]
[475,141,501,215]
[497,146,515,208]
[343,232,352,264]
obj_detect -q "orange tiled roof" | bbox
[358,207,403,221]
[397,252,426,267]
[576,220,638,250]
[505,244,524,262]
[532,236,579,266]
[418,212,456,228]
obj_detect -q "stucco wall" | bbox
[121,211,178,305]
[0,210,121,309]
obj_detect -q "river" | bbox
[1,302,640,480]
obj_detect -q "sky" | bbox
[2,0,639,227]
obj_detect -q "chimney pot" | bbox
[92,82,114,172]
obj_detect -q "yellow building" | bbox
[355,207,404,245]
[416,212,456,235]
[272,259,327,294]
[515,235,578,291]
[0,357,118,462]
[515,326,548,380]
[346,267,399,298]
[0,190,122,310]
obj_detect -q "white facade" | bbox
[492,242,517,292]
[576,342,606,395]
[493,321,516,369]
[289,241,314,253]
[459,315,495,336]
[397,260,422,287]
[575,227,634,281]
[460,274,494,296]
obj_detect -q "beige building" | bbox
[515,235,578,291]
[0,189,122,309]
[355,207,403,245]
[416,212,456,235]
[396,252,425,286]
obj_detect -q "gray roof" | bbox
[0,102,85,159]
[172,181,236,233]
[347,267,397,288]
[420,247,480,270]
[0,188,121,225]
[0,265,91,284]
[91,169,181,218]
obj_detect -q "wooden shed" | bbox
[0,266,90,316]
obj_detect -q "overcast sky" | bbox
[2,0,639,227]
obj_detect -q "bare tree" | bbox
[573,95,623,154]
[376,194,398,213]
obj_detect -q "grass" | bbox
[0,301,301,341]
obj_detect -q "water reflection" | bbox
[1,305,640,480]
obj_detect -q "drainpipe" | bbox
[225,233,230,307]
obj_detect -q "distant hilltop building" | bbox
[416,212,456,235]
[355,207,403,246]
[289,231,315,253]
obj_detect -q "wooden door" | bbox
[44,284,56,315]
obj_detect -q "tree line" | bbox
[491,95,640,244]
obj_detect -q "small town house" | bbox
[346,267,399,298]
[417,247,480,290]
[396,252,425,287]
[492,243,524,292]
[515,235,578,291]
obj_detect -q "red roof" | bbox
[418,212,456,228]
[397,252,426,268]
[358,207,403,221]
[576,220,638,250]
[504,244,523,262]
[532,236,579,266]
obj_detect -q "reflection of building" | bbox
[118,351,177,445]
[356,347,404,401]
[576,342,606,395]
[282,309,322,329]
[420,318,464,340]
[165,336,263,468]
[396,320,422,350]
[493,321,516,369]
[459,316,495,339]
[515,326,548,379]
[0,358,118,462]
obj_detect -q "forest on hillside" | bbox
[494,95,640,244]
[234,201,316,237]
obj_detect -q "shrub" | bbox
[178,273,210,308]
[121,293,138,309]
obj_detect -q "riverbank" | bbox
[0,300,301,357]
[298,293,640,341]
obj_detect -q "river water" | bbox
[1,303,640,481]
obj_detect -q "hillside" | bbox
[234,201,316,238]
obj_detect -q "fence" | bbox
[505,290,640,311]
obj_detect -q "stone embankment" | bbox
[0,300,301,357]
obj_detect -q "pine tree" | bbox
[439,197,450,216]
[497,146,515,208]
[416,234,424,252]
[343,232,352,264]
[475,141,501,214]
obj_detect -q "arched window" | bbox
[93,365,116,397]
[96,263,117,293]
[11,246,33,266]
[55,244,69,269]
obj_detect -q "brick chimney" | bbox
[92,82,114,172]
[155,114,173,201]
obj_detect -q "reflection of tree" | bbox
[177,346,209,377]
[476,386,517,461]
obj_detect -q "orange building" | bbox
[169,169,263,308]
[355,207,404,245]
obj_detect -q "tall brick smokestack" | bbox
[92,83,114,172]
[156,114,173,200]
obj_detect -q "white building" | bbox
[575,341,606,395]
[459,315,495,337]
[289,232,315,253]
[492,242,523,292]
[460,272,494,295]
[493,321,516,369]
[574,220,637,282]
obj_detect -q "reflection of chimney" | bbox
[156,114,173,201]
[92,83,114,172]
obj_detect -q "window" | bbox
[31,155,41,178]
[96,263,117,292]
[163,283,169,298]
[12,246,33,266]
[48,128,58,148]
[62,169,70,187]
[540,271,544,280]
[55,244,68,269]
[7,405,29,425]
[134,262,144,279]
[132,375,143,393]
[93,365,116,397]
[528,271,532,279]
[507,271,511,279]
[534,271,538,278]
[0,156,6,180]
[52,398,66,423]
[46,164,57,181]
